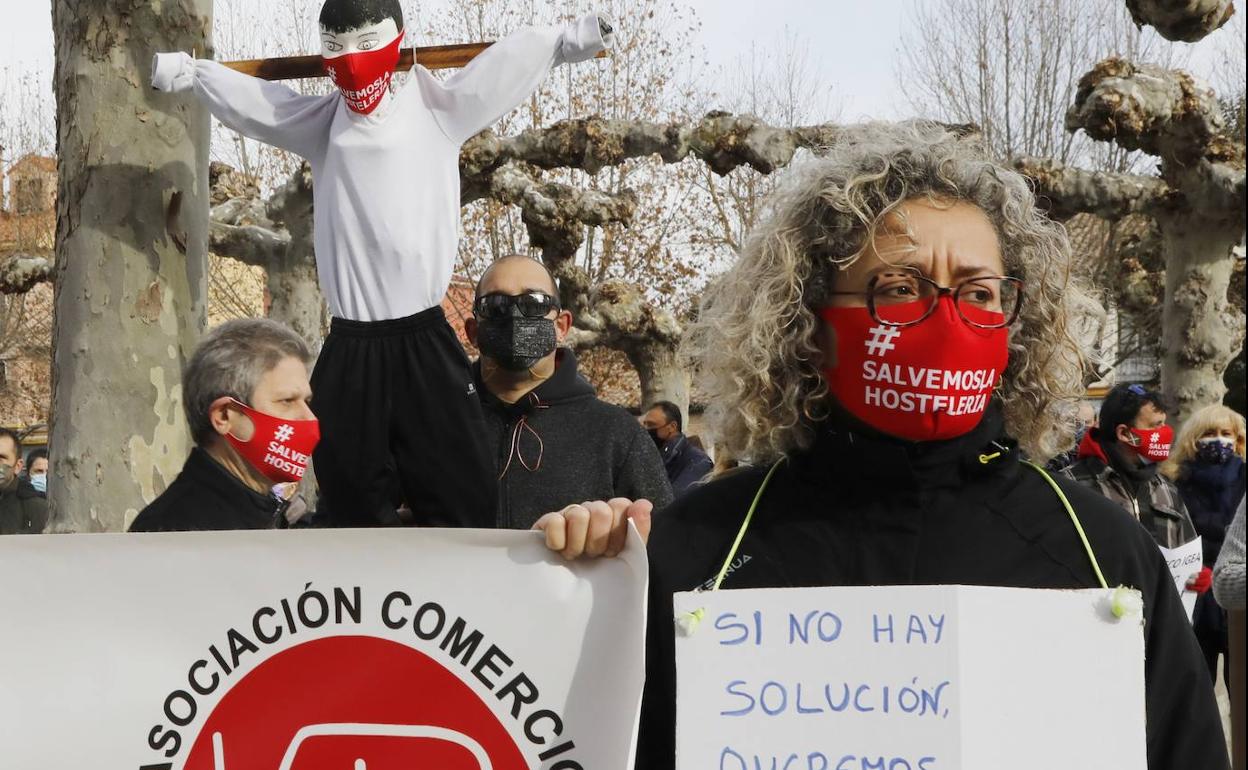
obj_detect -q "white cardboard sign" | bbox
[1159,536,1203,621]
[0,527,647,770]
[674,584,1146,770]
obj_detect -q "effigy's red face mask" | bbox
[321,24,403,115]
[819,297,1008,442]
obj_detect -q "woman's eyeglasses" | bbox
[827,270,1024,329]
[474,291,561,320]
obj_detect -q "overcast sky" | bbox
[2,0,923,123]
[1,1,1241,126]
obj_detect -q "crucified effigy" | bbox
[151,0,615,528]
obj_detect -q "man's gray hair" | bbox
[183,319,313,444]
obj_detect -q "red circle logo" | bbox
[182,635,527,769]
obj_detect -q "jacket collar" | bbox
[185,447,281,520]
[794,400,1017,492]
[474,348,594,419]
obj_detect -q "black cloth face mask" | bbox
[477,316,557,371]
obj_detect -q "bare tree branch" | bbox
[1125,0,1235,42]
[1066,58,1235,164]
[1015,157,1170,219]
[209,221,290,267]
[461,113,976,182]
[0,254,53,294]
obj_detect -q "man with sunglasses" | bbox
[464,255,673,534]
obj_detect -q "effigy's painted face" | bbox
[320,18,403,114]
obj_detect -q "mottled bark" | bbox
[564,278,688,416]
[1015,157,1169,220]
[1157,217,1245,418]
[461,113,976,181]
[1067,56,1247,421]
[1125,0,1235,42]
[263,164,324,356]
[0,254,54,295]
[48,0,212,532]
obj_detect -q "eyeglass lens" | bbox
[870,271,1020,328]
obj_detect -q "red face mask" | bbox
[322,31,403,115]
[819,297,1009,442]
[1126,425,1173,462]
[223,399,321,484]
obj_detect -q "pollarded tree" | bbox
[45,0,213,532]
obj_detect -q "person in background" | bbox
[1045,401,1096,473]
[0,429,47,534]
[640,401,713,496]
[1163,404,1247,685]
[466,254,672,530]
[1214,496,1245,611]
[1064,383,1198,549]
[24,448,48,498]
[129,319,319,532]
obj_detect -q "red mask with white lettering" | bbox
[1126,425,1173,462]
[322,31,403,115]
[819,297,1009,442]
[223,399,320,483]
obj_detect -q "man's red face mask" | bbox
[321,24,403,115]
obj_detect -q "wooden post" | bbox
[223,42,606,81]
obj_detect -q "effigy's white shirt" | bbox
[160,17,608,321]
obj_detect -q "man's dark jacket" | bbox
[636,405,1227,770]
[129,448,286,532]
[660,433,713,496]
[475,349,674,529]
[0,479,48,534]
[1063,430,1197,549]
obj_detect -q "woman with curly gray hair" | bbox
[633,122,1227,769]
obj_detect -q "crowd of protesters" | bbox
[2,121,1243,770]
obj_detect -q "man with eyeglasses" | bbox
[464,255,673,541]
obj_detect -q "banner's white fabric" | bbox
[0,526,647,769]
[674,584,1146,770]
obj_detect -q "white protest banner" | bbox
[674,585,1146,770]
[1159,536,1203,622]
[0,527,646,769]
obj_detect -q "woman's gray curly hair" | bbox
[684,121,1089,464]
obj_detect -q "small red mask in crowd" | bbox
[223,399,320,483]
[1126,424,1173,462]
[819,297,1009,442]
[322,31,403,115]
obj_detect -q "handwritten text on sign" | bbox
[674,585,1146,770]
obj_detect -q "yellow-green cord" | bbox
[710,457,786,592]
[1022,460,1109,590]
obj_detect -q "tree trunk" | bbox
[1157,214,1245,424]
[265,163,326,355]
[47,0,212,532]
[625,342,689,419]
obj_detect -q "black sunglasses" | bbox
[474,291,560,320]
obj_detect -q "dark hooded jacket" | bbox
[1063,429,1197,549]
[475,348,673,529]
[129,448,288,532]
[1176,454,1246,637]
[636,405,1227,770]
[659,433,714,497]
[0,478,48,535]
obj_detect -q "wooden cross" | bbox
[224,42,607,81]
